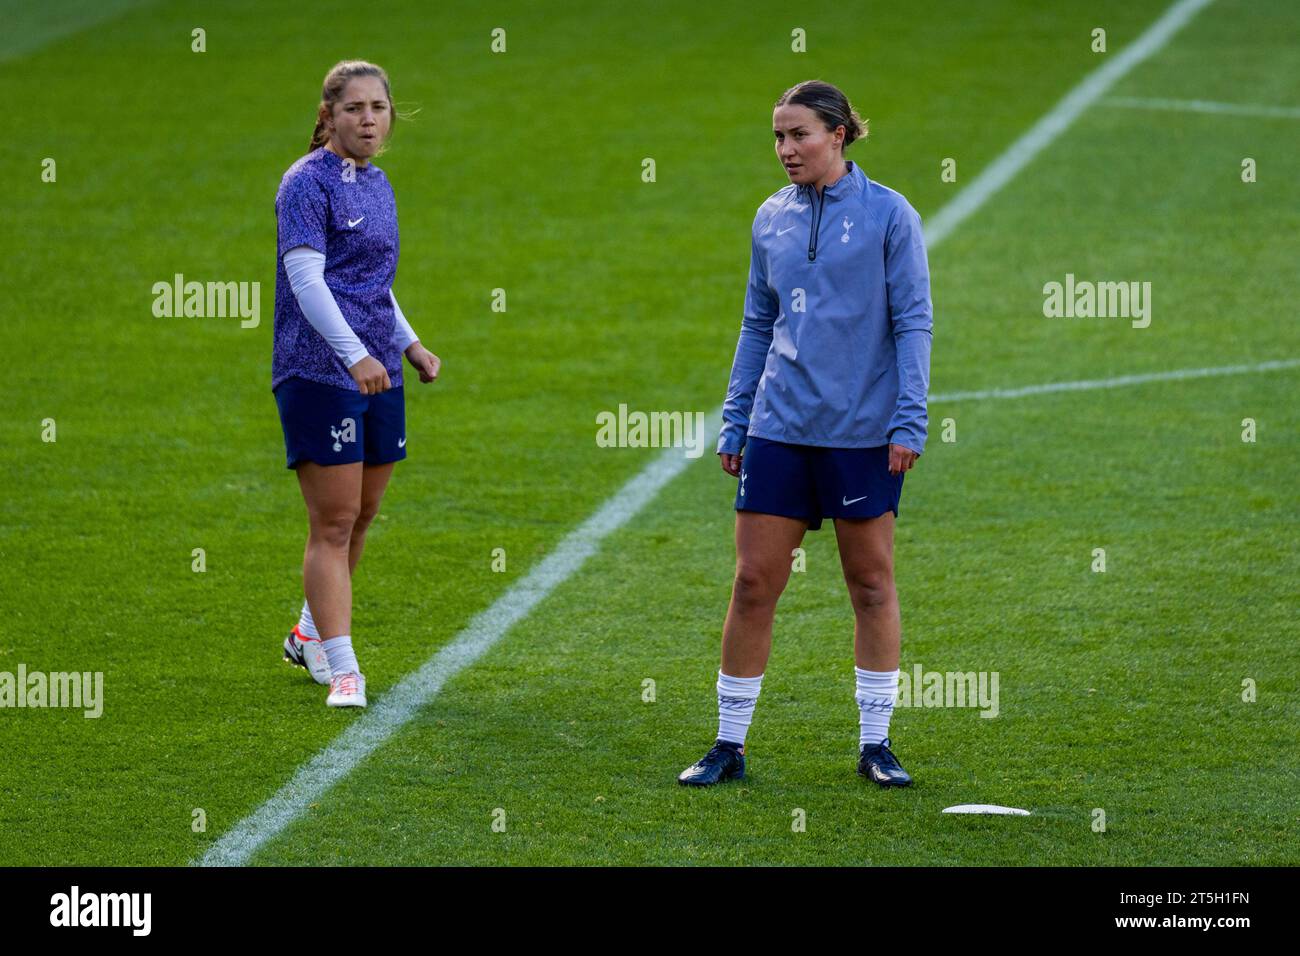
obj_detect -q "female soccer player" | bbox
[678,80,932,786]
[273,60,440,708]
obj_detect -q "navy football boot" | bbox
[857,737,913,787]
[677,740,746,786]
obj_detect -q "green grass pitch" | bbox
[1,0,1297,865]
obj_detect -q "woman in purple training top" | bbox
[272,60,440,708]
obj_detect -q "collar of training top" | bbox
[799,160,868,200]
[316,145,380,175]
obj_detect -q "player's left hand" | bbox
[888,443,918,475]
[405,343,441,383]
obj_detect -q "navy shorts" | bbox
[273,376,407,469]
[734,436,903,531]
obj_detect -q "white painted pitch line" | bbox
[198,424,715,867]
[204,353,1300,868]
[923,0,1216,249]
[932,358,1300,404]
[197,0,1216,866]
[1104,96,1300,120]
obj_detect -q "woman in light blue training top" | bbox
[678,80,933,788]
[272,60,441,709]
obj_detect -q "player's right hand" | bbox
[719,452,743,477]
[349,355,391,395]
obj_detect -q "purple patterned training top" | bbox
[272,147,402,391]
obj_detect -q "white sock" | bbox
[856,666,899,747]
[716,671,763,746]
[322,635,359,678]
[297,601,319,639]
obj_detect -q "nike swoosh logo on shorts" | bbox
[398,437,406,447]
[348,216,365,227]
[842,494,869,506]
[776,225,798,236]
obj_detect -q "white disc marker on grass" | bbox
[942,804,1031,816]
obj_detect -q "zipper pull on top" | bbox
[808,187,826,261]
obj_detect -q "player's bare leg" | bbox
[720,512,809,676]
[833,512,899,671]
[295,461,367,706]
[681,511,807,786]
[835,511,911,786]
[348,462,395,574]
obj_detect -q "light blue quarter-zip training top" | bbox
[717,161,933,457]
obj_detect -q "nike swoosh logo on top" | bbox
[398,437,406,448]
[842,494,869,506]
[776,225,798,236]
[348,216,365,228]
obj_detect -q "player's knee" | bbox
[352,502,380,537]
[732,563,784,609]
[846,568,894,612]
[310,507,361,550]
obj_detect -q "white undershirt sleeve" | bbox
[390,290,419,352]
[283,246,370,369]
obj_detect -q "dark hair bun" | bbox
[776,80,868,149]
